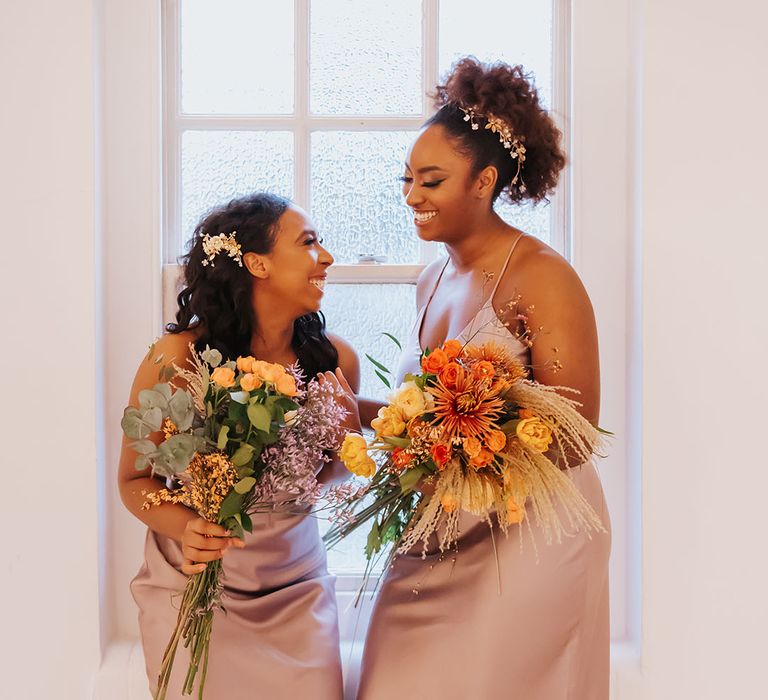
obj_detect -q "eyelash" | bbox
[305,237,324,246]
[398,176,444,188]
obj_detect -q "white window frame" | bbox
[161,0,569,327]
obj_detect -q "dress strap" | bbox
[487,233,526,301]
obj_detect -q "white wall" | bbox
[633,0,768,697]
[0,1,101,698]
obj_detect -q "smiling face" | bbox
[249,204,333,316]
[401,124,491,243]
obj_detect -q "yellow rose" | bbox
[339,434,376,478]
[486,429,507,453]
[371,405,406,437]
[388,381,428,420]
[236,356,256,373]
[239,373,263,392]
[210,366,235,388]
[275,373,298,397]
[516,417,553,453]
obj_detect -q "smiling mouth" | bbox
[309,278,326,291]
[413,210,437,224]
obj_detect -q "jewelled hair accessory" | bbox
[201,231,243,267]
[458,105,527,191]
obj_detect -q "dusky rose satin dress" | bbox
[357,246,612,700]
[131,507,343,699]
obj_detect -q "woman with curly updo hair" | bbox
[118,193,360,699]
[357,59,611,699]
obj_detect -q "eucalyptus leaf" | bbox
[201,346,222,368]
[135,454,151,471]
[240,512,253,533]
[121,407,149,440]
[138,388,169,413]
[247,402,272,433]
[142,406,164,432]
[158,365,176,383]
[217,425,230,450]
[234,476,257,494]
[155,433,201,475]
[130,439,158,455]
[169,389,195,431]
[152,383,173,401]
[399,465,429,493]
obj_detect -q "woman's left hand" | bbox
[317,368,362,434]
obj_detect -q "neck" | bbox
[250,289,297,360]
[444,210,514,273]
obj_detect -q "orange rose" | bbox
[239,373,263,392]
[236,356,256,373]
[462,436,482,459]
[470,448,495,470]
[210,366,236,388]
[441,339,463,360]
[472,360,495,380]
[275,373,298,397]
[421,348,449,375]
[440,492,460,513]
[486,429,507,453]
[430,443,452,469]
[439,361,465,390]
[391,448,414,471]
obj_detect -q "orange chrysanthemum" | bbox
[429,372,505,442]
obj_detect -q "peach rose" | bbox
[462,436,482,459]
[470,448,495,470]
[236,356,256,373]
[371,405,406,438]
[275,373,297,397]
[486,430,507,453]
[439,361,465,390]
[421,348,449,375]
[516,417,553,453]
[239,373,263,392]
[441,339,463,360]
[210,366,236,388]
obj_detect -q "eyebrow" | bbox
[404,164,447,175]
[295,228,317,242]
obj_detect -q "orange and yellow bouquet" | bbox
[325,339,606,566]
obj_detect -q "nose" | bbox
[404,182,424,208]
[318,243,334,268]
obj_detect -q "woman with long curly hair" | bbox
[357,59,611,699]
[118,192,359,699]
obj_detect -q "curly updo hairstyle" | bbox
[167,192,338,378]
[426,57,566,204]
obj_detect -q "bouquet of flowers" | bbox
[325,338,606,573]
[122,345,347,699]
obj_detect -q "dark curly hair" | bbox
[167,192,339,379]
[426,57,566,204]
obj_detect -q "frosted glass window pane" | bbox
[179,131,293,255]
[495,200,552,245]
[311,132,419,264]
[310,0,421,115]
[439,0,553,108]
[321,284,417,401]
[320,283,416,573]
[180,0,293,114]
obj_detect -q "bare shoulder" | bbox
[326,332,361,392]
[500,235,592,309]
[130,331,198,398]
[416,256,448,308]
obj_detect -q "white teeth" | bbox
[310,278,326,290]
[414,210,437,222]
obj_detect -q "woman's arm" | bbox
[117,334,239,571]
